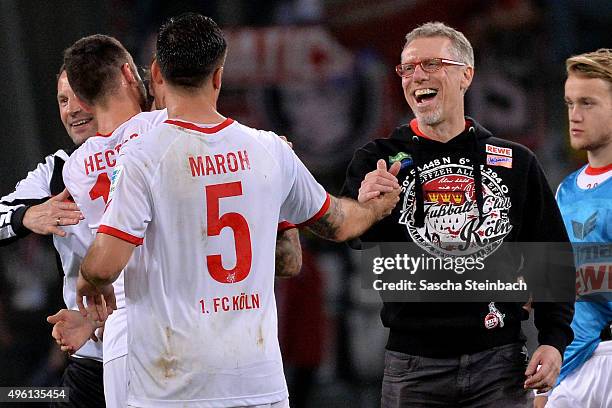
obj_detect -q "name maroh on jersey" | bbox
[188,150,251,177]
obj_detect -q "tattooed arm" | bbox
[306,160,401,242]
[275,228,302,278]
[307,192,399,242]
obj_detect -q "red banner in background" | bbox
[220,26,396,178]
[224,27,353,86]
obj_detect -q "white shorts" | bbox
[252,399,290,408]
[127,397,289,408]
[547,341,612,407]
[104,355,127,408]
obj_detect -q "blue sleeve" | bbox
[558,301,612,384]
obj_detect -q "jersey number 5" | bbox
[206,182,253,283]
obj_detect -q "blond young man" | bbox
[535,49,612,408]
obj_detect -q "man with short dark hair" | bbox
[59,32,160,408]
[64,35,148,112]
[76,13,399,407]
[53,28,313,406]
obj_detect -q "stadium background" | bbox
[0,0,610,406]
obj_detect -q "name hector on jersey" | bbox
[188,150,251,177]
[83,133,139,175]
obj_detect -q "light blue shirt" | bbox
[556,165,612,384]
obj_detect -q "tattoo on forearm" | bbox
[275,234,290,272]
[308,196,343,240]
[275,230,301,277]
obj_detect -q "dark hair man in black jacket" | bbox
[342,21,574,407]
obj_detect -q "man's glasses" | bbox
[395,58,467,78]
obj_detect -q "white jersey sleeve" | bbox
[98,142,151,244]
[0,150,64,240]
[275,140,330,226]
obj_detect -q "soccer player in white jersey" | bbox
[52,33,305,407]
[56,34,155,408]
[76,13,399,408]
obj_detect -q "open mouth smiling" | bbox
[70,117,93,128]
[414,88,438,104]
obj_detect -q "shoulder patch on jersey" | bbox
[109,165,124,200]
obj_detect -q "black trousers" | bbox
[50,356,105,408]
[382,343,533,407]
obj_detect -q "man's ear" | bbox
[460,65,474,93]
[151,59,163,85]
[212,66,224,90]
[121,63,138,85]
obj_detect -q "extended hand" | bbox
[23,189,83,237]
[76,274,116,322]
[524,345,562,393]
[361,160,401,220]
[47,309,103,354]
[358,159,401,203]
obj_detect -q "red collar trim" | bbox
[409,118,472,140]
[585,163,612,175]
[409,119,429,138]
[164,118,234,134]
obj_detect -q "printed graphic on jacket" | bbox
[398,158,512,259]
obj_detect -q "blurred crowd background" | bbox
[0,0,610,406]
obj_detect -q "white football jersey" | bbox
[63,109,168,364]
[99,118,329,407]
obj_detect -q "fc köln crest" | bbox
[484,302,505,330]
[399,159,513,260]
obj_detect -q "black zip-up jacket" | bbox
[341,117,574,358]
